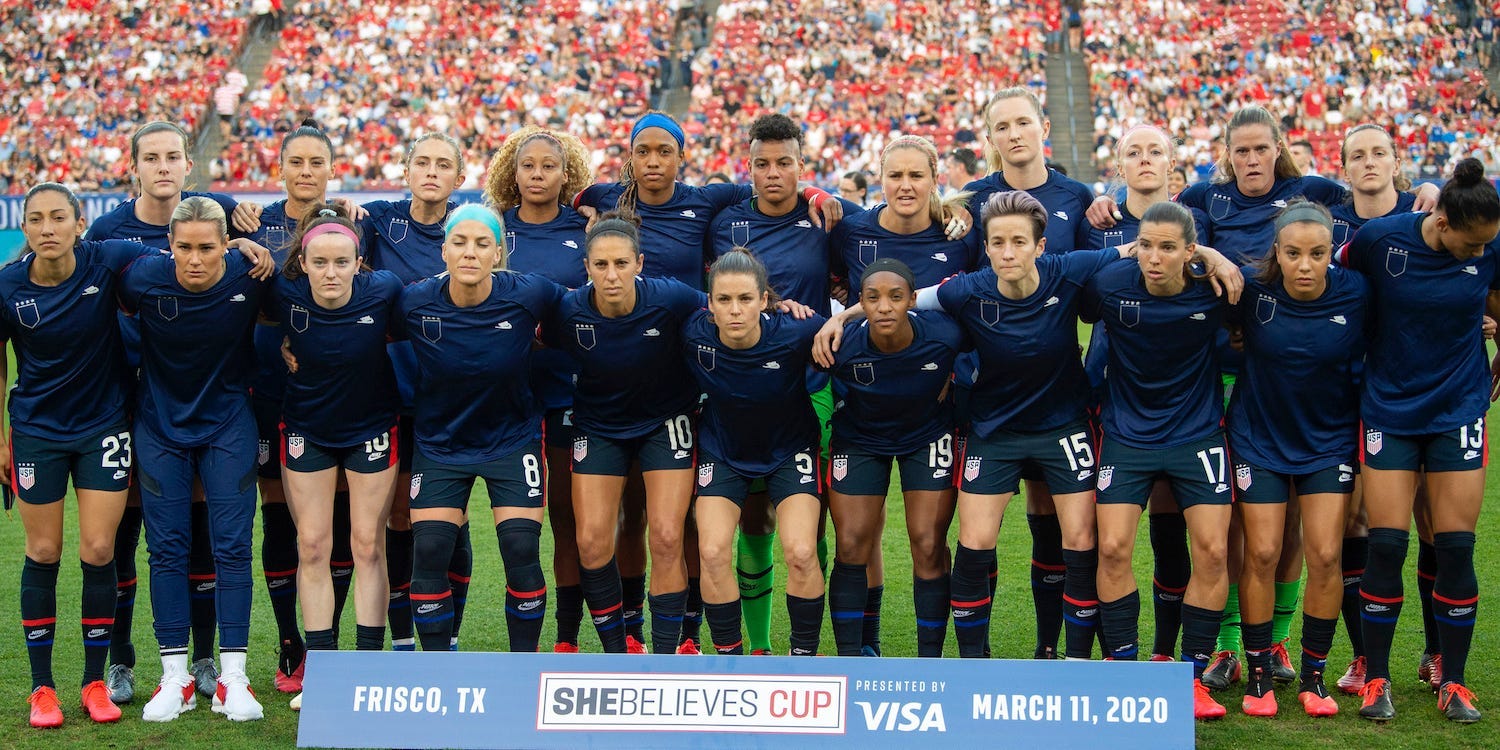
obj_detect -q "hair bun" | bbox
[317,208,337,217]
[300,117,321,130]
[1452,157,1486,186]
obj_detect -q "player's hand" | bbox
[231,201,264,234]
[1413,182,1440,212]
[808,190,843,231]
[0,438,12,486]
[1484,315,1497,339]
[228,238,277,280]
[332,197,369,221]
[776,298,815,320]
[813,311,856,368]
[1086,195,1122,229]
[941,203,973,240]
[577,204,599,231]
[282,336,299,374]
[1196,244,1242,304]
[829,278,849,306]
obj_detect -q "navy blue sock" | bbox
[862,585,883,655]
[579,559,626,653]
[1100,591,1140,660]
[679,578,702,645]
[649,589,686,654]
[110,505,141,668]
[950,545,993,658]
[1360,527,1408,681]
[1341,535,1367,657]
[1062,548,1100,659]
[21,557,59,690]
[410,520,459,652]
[1417,538,1441,655]
[386,527,415,650]
[1028,513,1065,657]
[786,594,824,656]
[554,584,583,646]
[828,561,867,656]
[1180,603,1222,678]
[497,519,545,653]
[1433,531,1478,686]
[80,560,116,685]
[704,600,744,654]
[447,522,473,649]
[189,502,218,662]
[1148,512,1190,657]
[621,574,646,643]
[914,574,950,658]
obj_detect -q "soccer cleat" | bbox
[1149,654,1175,662]
[1438,682,1481,724]
[142,677,197,722]
[1420,653,1443,693]
[1201,650,1241,691]
[1193,679,1226,720]
[106,663,135,704]
[1269,640,1296,684]
[275,658,305,693]
[1241,666,1277,717]
[213,675,264,721]
[1358,677,1395,722]
[553,642,579,654]
[81,680,122,723]
[625,635,647,655]
[1298,673,1338,717]
[1033,645,1058,660]
[860,645,880,658]
[289,692,302,712]
[190,657,220,698]
[750,649,772,656]
[676,638,701,655]
[28,686,63,729]
[1336,656,1367,695]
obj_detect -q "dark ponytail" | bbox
[284,201,364,280]
[1436,158,1500,232]
[281,118,334,160]
[585,210,642,257]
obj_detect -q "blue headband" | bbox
[630,113,685,149]
[444,203,504,241]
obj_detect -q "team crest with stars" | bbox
[288,435,305,459]
[964,456,982,483]
[1118,299,1140,328]
[1385,248,1407,277]
[696,344,716,371]
[409,473,423,499]
[575,324,596,351]
[1365,430,1383,456]
[698,463,714,487]
[1235,465,1252,491]
[1255,294,1276,324]
[14,299,39,329]
[1096,466,1113,491]
[17,463,35,490]
[832,456,848,482]
[573,436,588,463]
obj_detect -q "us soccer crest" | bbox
[1236,464,1253,491]
[696,345,716,372]
[1385,248,1407,277]
[1096,466,1113,491]
[831,456,848,482]
[14,299,38,329]
[257,439,271,466]
[17,463,34,490]
[287,435,305,459]
[858,239,878,265]
[1118,299,1140,328]
[388,217,409,243]
[964,456,982,482]
[575,324,596,350]
[409,473,423,499]
[1209,192,1232,221]
[698,463,714,487]
[573,436,588,463]
[420,315,442,342]
[731,220,750,247]
[1255,294,1276,324]
[289,304,310,333]
[1365,430,1383,456]
[853,362,875,386]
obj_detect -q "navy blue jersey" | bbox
[828,310,966,454]
[1330,192,1418,248]
[543,276,704,439]
[831,206,981,292]
[1343,213,1500,434]
[246,200,299,403]
[964,170,1096,253]
[360,199,453,283]
[1227,267,1368,472]
[118,250,266,444]
[937,250,1118,437]
[1082,259,1226,448]
[709,196,856,318]
[361,199,452,410]
[1178,175,1347,262]
[0,240,153,440]
[397,272,563,463]
[575,182,751,289]
[266,271,403,447]
[85,191,241,370]
[1082,205,1210,388]
[505,205,589,414]
[683,310,824,475]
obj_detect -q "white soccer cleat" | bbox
[290,692,302,712]
[142,655,197,722]
[212,651,264,721]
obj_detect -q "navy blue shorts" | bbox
[1362,419,1488,473]
[572,412,696,476]
[282,423,399,475]
[11,422,132,504]
[1232,459,1356,504]
[1096,432,1234,509]
[253,396,282,480]
[696,446,820,507]
[829,433,956,495]
[960,421,1097,496]
[542,409,578,452]
[409,442,546,511]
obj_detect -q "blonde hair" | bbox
[881,136,972,226]
[1339,124,1412,192]
[1214,106,1301,185]
[484,127,592,212]
[169,196,227,237]
[981,87,1047,172]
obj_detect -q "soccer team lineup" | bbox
[4,0,1500,744]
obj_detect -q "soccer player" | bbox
[820,258,964,658]
[397,204,555,654]
[542,214,705,654]
[1341,158,1500,724]
[360,133,466,653]
[120,197,275,722]
[1227,201,1366,717]
[1083,201,1238,720]
[687,250,826,656]
[268,204,402,711]
[484,127,592,653]
[4,184,160,727]
[85,121,244,704]
[962,87,1099,660]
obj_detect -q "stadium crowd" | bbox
[1082,0,1500,186]
[0,0,248,194]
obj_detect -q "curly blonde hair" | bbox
[484,127,592,212]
